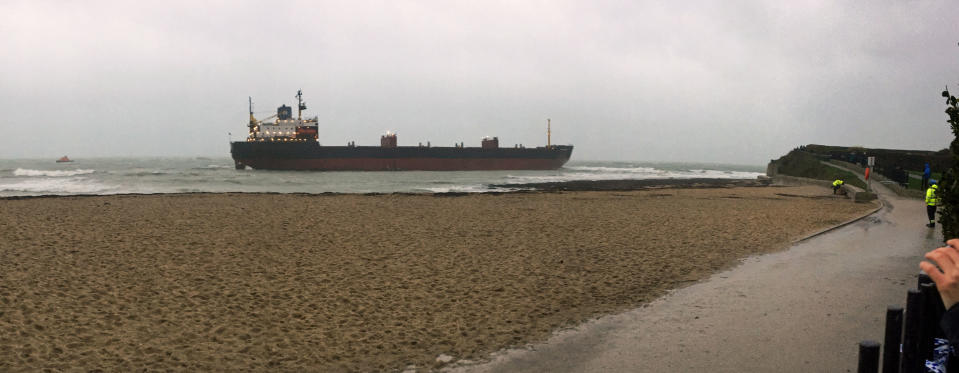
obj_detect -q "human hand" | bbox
[920,239,959,310]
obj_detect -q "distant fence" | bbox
[857,274,953,373]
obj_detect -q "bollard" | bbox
[882,306,903,373]
[902,289,921,373]
[859,340,881,373]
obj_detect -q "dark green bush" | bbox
[939,89,959,241]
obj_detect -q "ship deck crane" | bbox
[255,113,278,123]
[248,97,281,139]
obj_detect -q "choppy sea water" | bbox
[0,157,765,197]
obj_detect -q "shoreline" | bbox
[0,183,871,371]
[490,177,771,192]
[0,177,771,201]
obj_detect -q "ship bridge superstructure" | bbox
[247,90,318,142]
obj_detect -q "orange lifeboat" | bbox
[56,156,73,163]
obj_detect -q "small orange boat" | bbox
[56,156,73,163]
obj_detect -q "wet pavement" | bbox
[450,181,943,372]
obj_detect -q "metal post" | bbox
[923,282,946,335]
[918,283,939,363]
[882,306,903,373]
[547,118,551,149]
[858,340,880,373]
[901,289,921,373]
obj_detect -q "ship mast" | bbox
[296,89,307,120]
[248,97,256,134]
[547,118,551,149]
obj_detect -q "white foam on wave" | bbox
[0,177,116,195]
[504,167,763,184]
[686,169,764,179]
[564,165,661,174]
[116,170,169,177]
[13,168,96,177]
[420,184,492,193]
[191,164,233,170]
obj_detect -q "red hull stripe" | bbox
[236,157,568,171]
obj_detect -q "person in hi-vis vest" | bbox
[832,179,844,195]
[927,180,939,228]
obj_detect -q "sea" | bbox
[0,158,765,197]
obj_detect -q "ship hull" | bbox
[230,142,572,171]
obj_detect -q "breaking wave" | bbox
[420,184,493,193]
[191,164,234,170]
[0,177,115,195]
[120,171,170,177]
[13,168,96,177]
[0,158,766,196]
[503,167,763,184]
[564,165,661,174]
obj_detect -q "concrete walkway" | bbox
[451,181,943,372]
[822,160,868,185]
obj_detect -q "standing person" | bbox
[928,180,939,227]
[832,179,844,194]
[923,162,932,190]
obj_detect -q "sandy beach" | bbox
[0,184,875,372]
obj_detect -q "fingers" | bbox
[927,247,957,270]
[923,247,957,287]
[923,244,959,287]
[948,239,959,249]
[934,245,959,269]
[921,261,945,284]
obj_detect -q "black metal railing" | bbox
[857,273,953,373]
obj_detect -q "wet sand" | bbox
[0,184,875,371]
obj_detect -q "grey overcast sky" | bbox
[1,1,957,165]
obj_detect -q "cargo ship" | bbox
[230,91,573,171]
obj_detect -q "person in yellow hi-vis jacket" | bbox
[927,180,939,227]
[832,179,844,194]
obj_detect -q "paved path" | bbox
[451,181,942,372]
[823,160,868,185]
